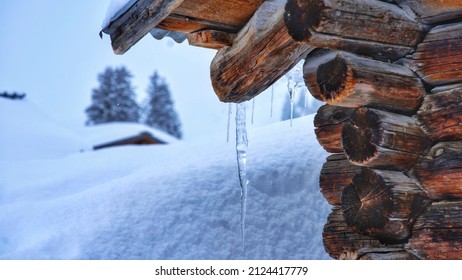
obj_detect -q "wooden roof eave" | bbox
[102,0,186,55]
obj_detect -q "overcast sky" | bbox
[0,0,289,141]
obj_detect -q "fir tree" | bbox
[85,66,140,125]
[143,71,182,139]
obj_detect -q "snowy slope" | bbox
[0,98,90,161]
[0,112,331,259]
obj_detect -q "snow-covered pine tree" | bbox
[85,66,140,125]
[143,71,182,139]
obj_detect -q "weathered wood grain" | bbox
[412,141,462,200]
[320,154,362,206]
[105,0,185,54]
[396,0,462,24]
[412,22,462,86]
[407,201,462,259]
[418,84,462,141]
[210,0,312,102]
[342,108,430,170]
[314,104,354,153]
[342,168,429,242]
[304,50,425,113]
[323,208,417,259]
[284,0,425,61]
[187,30,236,49]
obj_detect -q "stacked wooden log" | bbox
[285,0,462,259]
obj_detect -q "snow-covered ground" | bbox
[0,98,331,259]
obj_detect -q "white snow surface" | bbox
[0,99,90,161]
[0,99,331,259]
[102,0,135,29]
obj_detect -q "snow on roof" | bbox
[101,0,135,29]
[0,98,90,161]
[82,122,179,147]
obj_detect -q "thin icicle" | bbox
[289,88,295,127]
[270,85,274,118]
[235,102,249,254]
[304,89,309,108]
[251,98,255,125]
[227,103,232,142]
[285,60,305,127]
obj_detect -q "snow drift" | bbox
[0,98,331,259]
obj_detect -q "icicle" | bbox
[304,88,309,108]
[285,60,305,127]
[270,85,274,118]
[235,102,249,253]
[227,103,232,143]
[289,88,295,127]
[251,98,255,125]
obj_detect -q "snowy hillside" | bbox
[0,99,331,259]
[0,98,90,161]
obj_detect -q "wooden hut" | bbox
[102,0,462,260]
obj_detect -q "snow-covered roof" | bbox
[82,122,179,147]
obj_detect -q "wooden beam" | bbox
[173,0,264,29]
[342,108,429,170]
[284,0,424,61]
[323,208,417,259]
[304,50,425,113]
[411,22,462,86]
[407,201,462,259]
[187,30,236,50]
[412,141,462,200]
[342,168,430,242]
[210,0,313,102]
[396,0,462,24]
[418,84,462,141]
[314,104,354,153]
[320,153,362,206]
[106,0,185,54]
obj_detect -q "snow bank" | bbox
[0,114,331,259]
[0,98,89,161]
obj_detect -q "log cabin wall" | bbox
[285,0,462,259]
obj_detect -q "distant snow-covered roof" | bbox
[82,122,179,147]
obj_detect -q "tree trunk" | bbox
[396,0,462,24]
[411,22,462,86]
[412,141,462,200]
[284,0,424,61]
[418,84,462,141]
[407,201,462,259]
[210,0,312,103]
[304,50,425,113]
[342,107,430,170]
[323,208,416,259]
[320,154,362,206]
[314,104,354,153]
[341,168,430,242]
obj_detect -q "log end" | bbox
[284,0,321,42]
[341,168,394,240]
[316,54,354,103]
[341,108,381,166]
